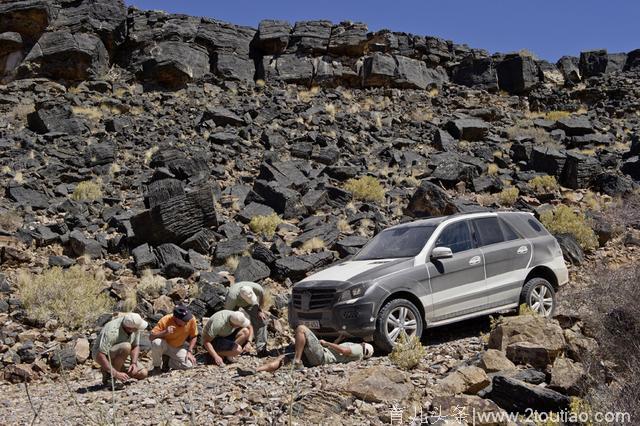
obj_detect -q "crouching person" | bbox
[224,281,269,356]
[237,325,374,376]
[202,310,251,367]
[91,313,149,386]
[149,305,198,373]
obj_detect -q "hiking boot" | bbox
[256,348,269,358]
[147,367,163,377]
[236,366,257,377]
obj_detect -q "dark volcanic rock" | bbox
[257,20,291,55]
[406,180,460,218]
[234,256,270,282]
[19,31,109,81]
[451,55,498,92]
[560,151,601,189]
[555,233,584,265]
[445,118,490,141]
[489,375,571,414]
[131,186,218,246]
[496,53,539,94]
[27,101,88,135]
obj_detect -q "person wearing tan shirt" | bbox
[149,305,198,372]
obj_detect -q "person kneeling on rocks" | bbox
[237,325,374,376]
[224,281,269,357]
[202,310,252,367]
[91,313,149,386]
[149,305,198,373]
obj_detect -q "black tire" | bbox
[373,298,424,353]
[519,277,556,317]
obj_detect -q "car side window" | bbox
[435,221,473,254]
[473,217,506,246]
[500,219,520,241]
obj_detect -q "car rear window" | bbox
[500,219,520,241]
[527,218,544,233]
[472,217,505,246]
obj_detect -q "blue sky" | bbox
[126,1,639,61]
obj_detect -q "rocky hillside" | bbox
[1,0,640,424]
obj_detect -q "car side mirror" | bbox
[431,246,453,259]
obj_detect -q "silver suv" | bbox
[289,212,568,352]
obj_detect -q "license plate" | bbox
[300,320,320,329]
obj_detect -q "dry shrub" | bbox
[563,265,640,423]
[505,125,554,144]
[0,210,23,232]
[344,176,385,203]
[249,213,283,237]
[137,270,166,298]
[300,237,325,253]
[225,255,240,272]
[260,288,274,312]
[17,266,113,329]
[540,205,598,251]
[71,179,102,201]
[388,331,426,370]
[337,218,352,233]
[528,175,559,194]
[497,187,519,206]
[487,163,499,176]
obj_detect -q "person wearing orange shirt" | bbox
[150,305,198,372]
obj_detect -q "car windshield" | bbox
[354,225,436,260]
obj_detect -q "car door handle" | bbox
[469,256,481,265]
[517,246,529,255]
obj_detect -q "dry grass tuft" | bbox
[71,179,103,202]
[300,237,326,253]
[260,288,274,312]
[487,163,499,176]
[344,176,385,203]
[528,175,559,194]
[497,187,519,207]
[540,205,598,251]
[249,213,283,238]
[337,219,352,233]
[137,270,166,298]
[17,266,113,329]
[225,255,240,272]
[388,331,426,370]
[0,210,23,232]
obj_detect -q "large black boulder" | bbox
[496,53,539,94]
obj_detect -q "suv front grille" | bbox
[292,288,337,310]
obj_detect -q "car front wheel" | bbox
[374,298,424,353]
[520,277,556,317]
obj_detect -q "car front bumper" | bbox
[288,301,377,338]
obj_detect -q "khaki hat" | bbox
[363,343,374,359]
[229,311,250,328]
[122,313,148,331]
[239,286,258,305]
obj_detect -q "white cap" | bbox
[122,313,148,331]
[239,286,258,306]
[229,311,250,328]
[363,343,374,359]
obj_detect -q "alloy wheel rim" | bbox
[386,306,418,342]
[529,284,554,316]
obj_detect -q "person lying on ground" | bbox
[236,325,374,376]
[91,313,149,385]
[201,310,252,366]
[149,305,198,374]
[223,279,269,357]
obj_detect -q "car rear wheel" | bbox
[520,277,556,317]
[374,298,424,353]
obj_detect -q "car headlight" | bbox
[339,283,367,302]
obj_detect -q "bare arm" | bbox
[203,338,224,366]
[187,336,197,353]
[150,327,173,340]
[320,340,352,356]
[96,352,129,381]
